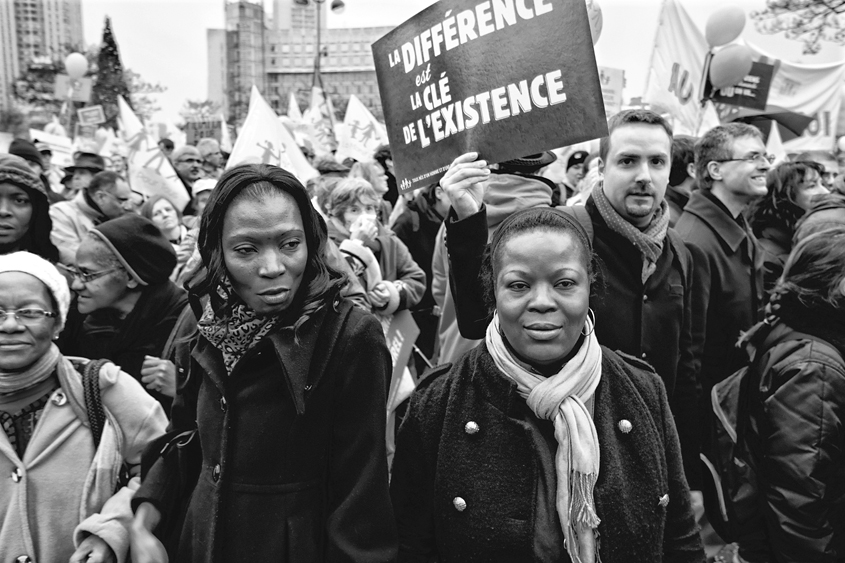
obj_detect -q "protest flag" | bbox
[288,92,303,123]
[227,85,318,183]
[118,96,190,211]
[766,121,787,164]
[304,85,338,155]
[219,112,233,152]
[336,95,388,162]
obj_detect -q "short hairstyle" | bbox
[196,138,221,158]
[327,178,380,219]
[158,138,174,151]
[669,135,696,187]
[480,207,597,313]
[309,175,341,216]
[694,123,763,191]
[350,161,385,188]
[774,225,845,312]
[749,160,824,237]
[188,164,345,331]
[599,109,673,163]
[140,194,183,223]
[373,144,392,168]
[87,170,123,195]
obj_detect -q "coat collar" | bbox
[682,190,748,252]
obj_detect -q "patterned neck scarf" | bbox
[197,281,279,375]
[592,183,670,284]
[486,314,603,563]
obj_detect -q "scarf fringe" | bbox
[571,470,601,528]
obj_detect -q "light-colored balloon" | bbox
[837,136,845,153]
[586,0,602,45]
[64,53,88,79]
[709,44,753,90]
[705,6,746,47]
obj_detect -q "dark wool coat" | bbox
[445,202,702,488]
[756,225,791,294]
[134,299,398,562]
[391,343,705,563]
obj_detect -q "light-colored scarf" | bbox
[0,343,60,396]
[197,281,278,375]
[592,183,670,284]
[486,313,602,563]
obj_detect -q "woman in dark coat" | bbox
[735,226,845,562]
[129,164,397,562]
[390,206,704,562]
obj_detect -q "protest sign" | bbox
[382,310,420,409]
[118,96,190,211]
[185,118,223,145]
[77,105,106,126]
[227,86,318,182]
[53,75,92,103]
[708,62,774,111]
[599,66,624,118]
[373,0,607,193]
[336,94,389,162]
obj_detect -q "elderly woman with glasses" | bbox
[0,251,167,563]
[58,214,189,407]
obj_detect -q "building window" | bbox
[271,58,276,65]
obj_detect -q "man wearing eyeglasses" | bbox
[675,123,767,468]
[171,146,203,216]
[49,170,137,266]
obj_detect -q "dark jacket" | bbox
[445,200,702,487]
[391,192,444,312]
[675,190,764,391]
[738,321,845,562]
[58,280,189,408]
[391,343,704,563]
[665,186,690,228]
[756,225,791,294]
[134,299,398,562]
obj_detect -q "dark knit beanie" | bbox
[90,214,176,285]
[0,154,47,198]
[9,139,43,169]
[567,150,589,170]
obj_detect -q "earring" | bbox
[581,308,596,336]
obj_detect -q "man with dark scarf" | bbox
[49,170,135,265]
[58,214,188,409]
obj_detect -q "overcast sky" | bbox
[79,0,844,124]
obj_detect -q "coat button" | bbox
[212,464,221,482]
[642,294,648,302]
[51,391,67,406]
[452,497,467,512]
[219,397,227,412]
[16,556,33,563]
[618,419,633,434]
[464,421,479,435]
[641,352,648,361]
[11,468,22,483]
[658,494,670,507]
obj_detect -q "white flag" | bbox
[288,93,303,123]
[219,112,233,152]
[227,86,318,183]
[336,95,388,163]
[118,97,190,211]
[304,86,338,155]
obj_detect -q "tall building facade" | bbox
[209,0,391,124]
[0,0,84,110]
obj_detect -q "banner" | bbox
[373,0,607,193]
[710,62,774,111]
[185,118,223,145]
[227,86,318,183]
[336,95,389,162]
[642,0,708,135]
[599,66,625,118]
[118,96,190,211]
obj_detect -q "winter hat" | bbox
[0,251,71,331]
[0,154,47,198]
[567,150,589,170]
[90,214,176,286]
[498,151,557,174]
[8,139,43,169]
[64,152,106,174]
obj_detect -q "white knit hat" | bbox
[0,252,71,331]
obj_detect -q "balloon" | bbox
[64,53,88,80]
[705,6,746,47]
[709,44,753,90]
[586,0,602,45]
[837,136,845,153]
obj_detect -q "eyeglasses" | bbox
[0,308,57,325]
[58,263,122,283]
[714,152,776,165]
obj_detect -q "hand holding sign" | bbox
[440,152,489,220]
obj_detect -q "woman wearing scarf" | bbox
[58,214,188,407]
[390,207,704,562]
[0,251,167,563]
[734,226,845,561]
[129,164,396,562]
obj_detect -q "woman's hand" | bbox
[439,152,490,220]
[130,503,168,563]
[70,535,116,563]
[141,356,177,398]
[368,281,391,308]
[350,216,378,244]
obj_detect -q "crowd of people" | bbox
[0,106,843,563]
